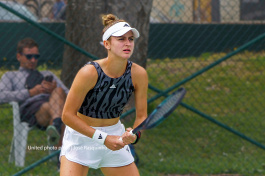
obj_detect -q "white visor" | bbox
[102,22,140,41]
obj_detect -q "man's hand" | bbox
[41,80,57,94]
[29,81,57,96]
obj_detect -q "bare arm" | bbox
[62,65,98,138]
[121,63,148,144]
[132,64,148,128]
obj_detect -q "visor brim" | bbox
[112,28,140,38]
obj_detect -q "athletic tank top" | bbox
[78,61,135,119]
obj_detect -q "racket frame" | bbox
[132,87,186,134]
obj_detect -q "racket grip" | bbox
[119,129,134,141]
[129,129,133,135]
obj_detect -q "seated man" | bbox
[0,38,68,147]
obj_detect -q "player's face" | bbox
[17,47,39,70]
[109,31,135,59]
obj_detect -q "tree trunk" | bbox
[106,0,153,67]
[61,0,153,88]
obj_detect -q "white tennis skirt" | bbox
[60,121,134,169]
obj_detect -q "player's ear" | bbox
[103,40,111,50]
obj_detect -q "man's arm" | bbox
[0,72,30,104]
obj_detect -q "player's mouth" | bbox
[123,49,131,53]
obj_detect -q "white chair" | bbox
[8,101,31,167]
[8,101,57,167]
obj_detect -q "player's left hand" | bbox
[120,127,137,145]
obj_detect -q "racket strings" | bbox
[148,93,181,124]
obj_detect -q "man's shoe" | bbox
[46,125,60,146]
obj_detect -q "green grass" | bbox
[1,51,265,175]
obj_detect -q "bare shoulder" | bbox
[74,62,98,87]
[131,62,148,78]
[131,62,148,86]
[78,62,98,77]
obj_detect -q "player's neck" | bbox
[102,57,128,78]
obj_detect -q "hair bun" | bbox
[102,14,119,27]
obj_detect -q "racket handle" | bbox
[119,129,133,141]
[129,129,133,135]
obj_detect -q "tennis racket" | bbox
[120,87,186,140]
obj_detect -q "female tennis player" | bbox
[60,14,148,176]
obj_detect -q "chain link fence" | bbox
[0,0,265,175]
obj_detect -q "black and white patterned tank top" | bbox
[78,61,135,119]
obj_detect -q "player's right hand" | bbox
[104,135,125,151]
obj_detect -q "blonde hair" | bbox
[101,14,126,35]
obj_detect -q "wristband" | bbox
[131,131,141,145]
[92,130,108,145]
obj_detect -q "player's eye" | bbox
[117,37,124,40]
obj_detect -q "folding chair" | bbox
[8,101,31,167]
[8,101,57,167]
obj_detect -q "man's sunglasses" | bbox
[21,53,40,60]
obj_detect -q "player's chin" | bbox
[121,54,132,60]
